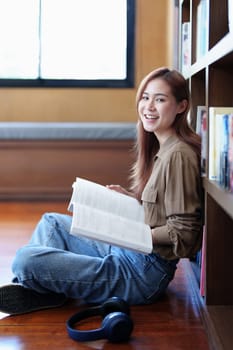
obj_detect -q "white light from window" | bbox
[0,0,39,79]
[40,0,127,80]
[0,0,127,81]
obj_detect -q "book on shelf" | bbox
[200,226,206,297]
[196,0,208,59]
[68,177,153,254]
[228,0,233,32]
[196,106,207,175]
[181,22,191,74]
[208,107,233,190]
[229,114,233,192]
[219,114,230,188]
[190,227,206,297]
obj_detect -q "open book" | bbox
[68,177,153,254]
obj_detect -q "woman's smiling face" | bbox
[138,78,186,143]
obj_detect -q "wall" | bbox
[0,0,174,123]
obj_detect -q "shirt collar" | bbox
[155,134,180,159]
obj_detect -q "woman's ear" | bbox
[177,99,188,114]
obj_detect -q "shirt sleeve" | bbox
[152,151,203,258]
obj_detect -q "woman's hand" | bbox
[106,185,135,197]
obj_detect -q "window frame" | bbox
[0,0,135,88]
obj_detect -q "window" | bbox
[0,0,135,87]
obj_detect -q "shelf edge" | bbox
[203,178,233,220]
[188,32,233,77]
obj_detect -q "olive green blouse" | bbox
[142,135,203,260]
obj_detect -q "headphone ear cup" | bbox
[101,297,130,317]
[102,312,134,343]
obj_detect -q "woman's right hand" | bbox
[106,184,135,197]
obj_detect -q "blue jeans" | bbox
[12,213,178,305]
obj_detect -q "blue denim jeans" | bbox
[12,213,178,305]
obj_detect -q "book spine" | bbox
[196,106,207,175]
[229,114,233,192]
[215,114,224,183]
[208,108,217,180]
[196,0,208,59]
[181,22,191,74]
[200,226,206,297]
[219,114,229,189]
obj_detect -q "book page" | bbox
[68,177,153,254]
[69,177,145,223]
[70,202,152,254]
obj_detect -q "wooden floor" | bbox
[0,201,210,350]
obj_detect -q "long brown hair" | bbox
[129,67,201,200]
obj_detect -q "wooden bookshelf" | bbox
[178,0,233,349]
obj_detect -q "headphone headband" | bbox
[66,297,133,343]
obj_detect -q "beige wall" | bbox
[0,0,174,123]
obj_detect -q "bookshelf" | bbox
[178,1,233,349]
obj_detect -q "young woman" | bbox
[0,67,203,315]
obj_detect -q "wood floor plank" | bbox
[0,202,210,349]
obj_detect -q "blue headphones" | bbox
[66,297,134,343]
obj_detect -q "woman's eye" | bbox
[155,98,165,102]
